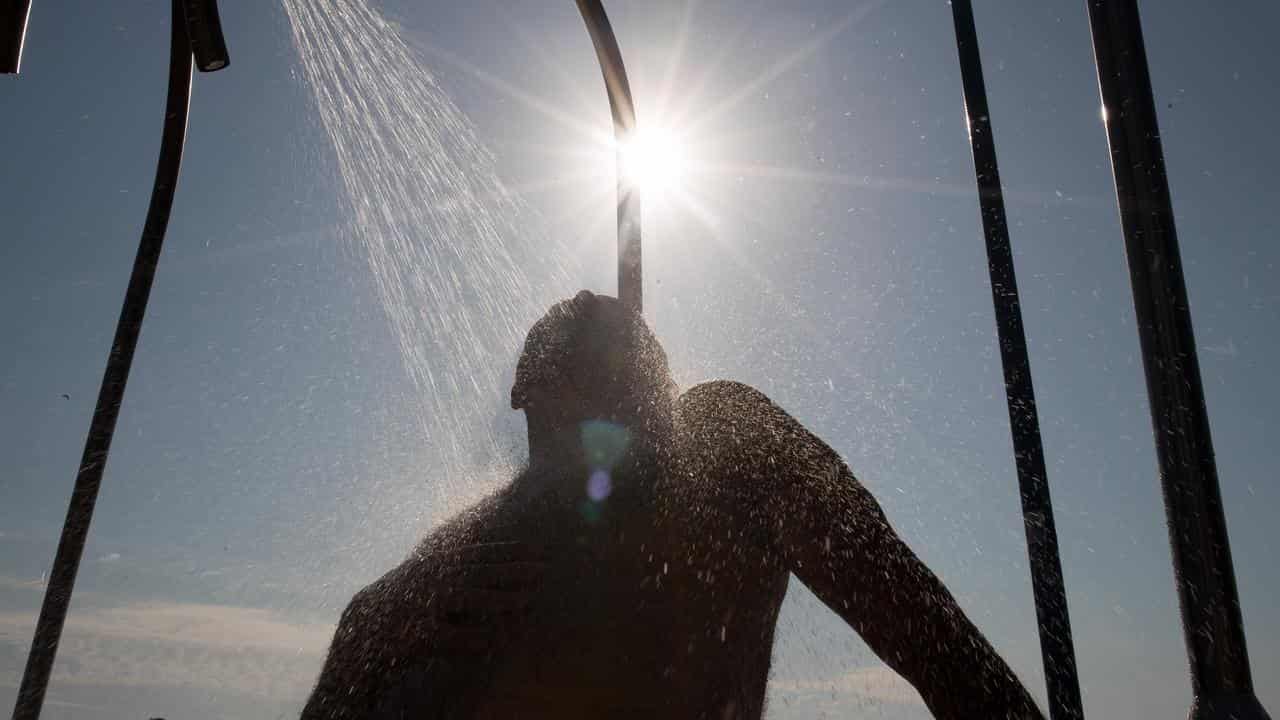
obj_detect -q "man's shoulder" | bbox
[672,381,789,484]
[405,489,528,575]
[352,490,517,608]
[677,380,777,419]
[676,380,792,438]
[674,379,840,486]
[679,379,772,405]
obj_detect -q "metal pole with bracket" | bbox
[8,3,228,719]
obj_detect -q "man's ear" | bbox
[511,369,534,409]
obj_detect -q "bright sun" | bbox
[617,126,690,200]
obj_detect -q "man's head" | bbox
[512,290,676,437]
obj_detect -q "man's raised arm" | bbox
[678,380,1045,720]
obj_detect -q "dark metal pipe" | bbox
[182,0,230,72]
[948,3,1084,719]
[1084,2,1271,719]
[1,1,228,76]
[10,2,193,719]
[574,0,641,313]
[0,0,33,73]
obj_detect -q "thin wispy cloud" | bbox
[0,596,333,703]
[0,574,46,592]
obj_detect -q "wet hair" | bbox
[511,290,675,423]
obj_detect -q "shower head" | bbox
[1,0,33,74]
[0,0,229,75]
[182,0,230,72]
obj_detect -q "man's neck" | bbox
[519,416,668,502]
[525,422,586,472]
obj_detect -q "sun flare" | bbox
[617,126,690,201]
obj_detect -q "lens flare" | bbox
[587,469,612,502]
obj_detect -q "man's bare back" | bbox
[302,292,1044,720]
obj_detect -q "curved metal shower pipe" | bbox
[575,0,643,313]
[0,0,34,73]
[8,3,228,720]
[1,0,228,75]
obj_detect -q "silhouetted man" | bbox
[302,290,1045,719]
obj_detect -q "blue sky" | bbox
[1,2,1277,719]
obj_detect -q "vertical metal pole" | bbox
[1084,3,1271,719]
[10,4,193,719]
[949,4,1084,719]
[575,0,642,313]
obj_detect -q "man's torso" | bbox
[370,453,791,719]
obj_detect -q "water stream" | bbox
[282,0,573,520]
